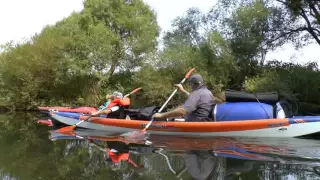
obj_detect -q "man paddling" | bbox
[152,74,218,122]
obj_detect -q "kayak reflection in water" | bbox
[88,140,145,170]
[183,150,258,180]
[183,150,226,180]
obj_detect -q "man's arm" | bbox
[152,93,200,119]
[181,89,190,96]
[174,84,190,96]
[156,106,188,119]
[183,92,200,113]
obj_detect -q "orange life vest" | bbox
[107,97,130,109]
[106,149,129,162]
[106,148,138,167]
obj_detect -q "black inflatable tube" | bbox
[225,89,279,105]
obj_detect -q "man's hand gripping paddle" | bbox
[121,68,195,141]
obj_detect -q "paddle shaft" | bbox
[158,78,188,113]
[143,69,194,130]
[74,104,109,126]
[56,87,142,133]
[143,79,185,130]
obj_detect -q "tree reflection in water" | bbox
[1,113,320,179]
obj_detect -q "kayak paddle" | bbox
[122,68,195,140]
[55,87,142,133]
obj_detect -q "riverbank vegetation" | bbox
[1,0,319,114]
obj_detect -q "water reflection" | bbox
[183,150,224,179]
[49,128,320,179]
[2,113,320,179]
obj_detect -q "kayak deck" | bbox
[38,106,97,114]
[50,112,320,137]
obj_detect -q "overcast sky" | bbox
[0,0,318,65]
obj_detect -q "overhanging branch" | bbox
[308,2,320,24]
[309,2,320,16]
[263,27,307,46]
[299,7,320,45]
[275,0,288,6]
[313,27,320,35]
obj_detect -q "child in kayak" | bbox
[93,91,123,115]
[91,91,130,119]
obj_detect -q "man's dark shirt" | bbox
[183,85,216,122]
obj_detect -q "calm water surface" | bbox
[1,112,320,180]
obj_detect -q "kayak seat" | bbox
[107,105,129,119]
[124,106,168,121]
[270,100,294,119]
[276,100,295,118]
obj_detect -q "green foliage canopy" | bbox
[0,0,319,114]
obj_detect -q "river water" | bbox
[1,112,320,180]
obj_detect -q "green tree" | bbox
[211,0,320,48]
[244,60,320,114]
[145,8,238,102]
[0,0,160,109]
